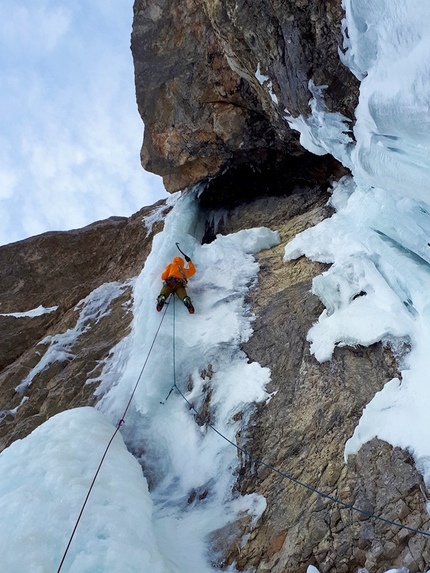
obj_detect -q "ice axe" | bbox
[175,242,191,262]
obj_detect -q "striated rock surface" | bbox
[203,186,430,573]
[0,202,170,451]
[131,0,359,193]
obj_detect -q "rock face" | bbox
[207,188,430,573]
[131,0,359,193]
[1,1,429,572]
[0,202,169,451]
[1,186,430,572]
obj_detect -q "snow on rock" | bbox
[286,81,354,170]
[284,177,425,362]
[284,0,430,500]
[0,407,172,573]
[0,304,58,318]
[15,281,131,394]
[284,175,430,486]
[255,63,279,105]
[142,191,181,236]
[341,0,430,202]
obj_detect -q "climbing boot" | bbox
[156,295,166,312]
[183,296,194,314]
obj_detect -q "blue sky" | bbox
[0,0,167,246]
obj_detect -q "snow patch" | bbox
[255,63,279,105]
[0,407,172,573]
[142,191,181,236]
[15,281,131,393]
[0,396,28,422]
[255,62,269,85]
[286,81,354,169]
[0,304,58,318]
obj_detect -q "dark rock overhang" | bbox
[197,150,349,209]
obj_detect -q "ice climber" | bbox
[156,255,196,313]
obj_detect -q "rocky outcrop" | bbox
[200,188,430,573]
[131,0,359,193]
[0,202,169,451]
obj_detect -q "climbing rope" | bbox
[57,286,430,573]
[166,297,430,539]
[160,295,177,405]
[173,383,430,538]
[56,297,171,573]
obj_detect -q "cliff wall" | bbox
[0,1,429,572]
[131,0,359,194]
[128,0,430,570]
[0,205,167,450]
[1,188,429,572]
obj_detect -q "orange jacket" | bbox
[161,257,196,282]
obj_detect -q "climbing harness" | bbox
[165,275,186,288]
[56,297,171,573]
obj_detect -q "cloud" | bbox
[0,170,18,200]
[0,139,18,200]
[0,0,167,246]
[0,2,71,56]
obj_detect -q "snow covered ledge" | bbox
[0,407,172,572]
[0,305,58,318]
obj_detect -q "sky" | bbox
[0,0,167,247]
